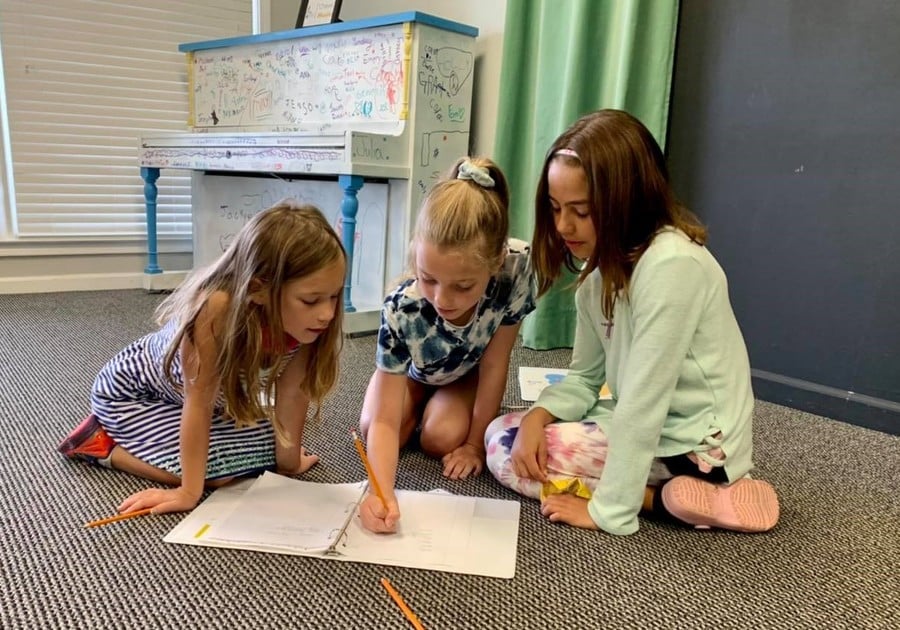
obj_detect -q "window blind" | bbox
[0,0,251,238]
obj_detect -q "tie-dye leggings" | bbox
[484,411,677,499]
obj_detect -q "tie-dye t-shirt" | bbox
[376,245,536,386]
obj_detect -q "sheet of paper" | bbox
[205,472,365,553]
[518,367,613,402]
[163,477,256,545]
[336,490,520,578]
[518,366,570,401]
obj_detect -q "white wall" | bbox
[270,0,507,157]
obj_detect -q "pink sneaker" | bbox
[661,476,780,533]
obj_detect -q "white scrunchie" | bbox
[456,160,495,188]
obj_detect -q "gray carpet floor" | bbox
[1,290,898,630]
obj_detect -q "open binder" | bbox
[164,472,521,578]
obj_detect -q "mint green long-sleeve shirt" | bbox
[535,228,755,535]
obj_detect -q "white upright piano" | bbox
[138,12,478,332]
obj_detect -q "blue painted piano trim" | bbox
[178,12,478,52]
[338,174,364,313]
[140,167,162,275]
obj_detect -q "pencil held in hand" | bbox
[351,429,387,509]
[85,508,152,528]
[380,577,426,630]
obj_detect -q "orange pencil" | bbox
[84,508,153,528]
[351,429,387,509]
[380,577,426,630]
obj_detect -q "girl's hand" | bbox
[510,413,549,481]
[441,443,484,479]
[117,486,201,515]
[358,492,401,534]
[540,494,599,530]
[277,446,320,475]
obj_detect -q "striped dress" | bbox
[91,319,301,479]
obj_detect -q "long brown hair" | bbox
[155,200,345,442]
[531,109,706,318]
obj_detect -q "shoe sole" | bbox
[661,476,780,533]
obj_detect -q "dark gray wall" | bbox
[667,0,900,434]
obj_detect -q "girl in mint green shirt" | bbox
[485,110,780,535]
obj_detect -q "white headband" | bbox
[554,148,580,159]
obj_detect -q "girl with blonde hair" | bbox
[359,157,536,534]
[60,201,346,515]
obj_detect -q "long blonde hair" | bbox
[410,156,511,273]
[155,200,345,442]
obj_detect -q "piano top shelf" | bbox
[178,12,478,53]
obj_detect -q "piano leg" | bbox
[141,167,162,275]
[338,174,364,313]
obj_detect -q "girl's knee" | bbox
[419,397,472,456]
[485,437,510,476]
[484,423,520,484]
[485,410,523,439]
[419,422,467,457]
[485,417,523,457]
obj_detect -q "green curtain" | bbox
[494,0,680,349]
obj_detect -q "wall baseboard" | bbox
[344,308,380,336]
[752,369,899,436]
[0,271,189,294]
[142,271,188,292]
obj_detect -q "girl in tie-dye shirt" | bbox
[358,156,536,534]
